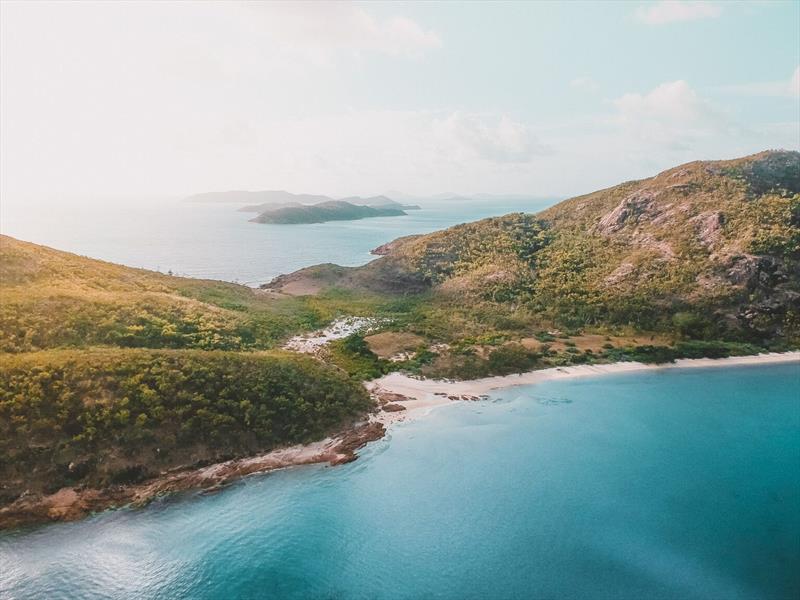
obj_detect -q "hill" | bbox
[250,200,407,224]
[266,150,800,375]
[0,235,382,524]
[0,235,344,353]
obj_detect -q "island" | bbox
[1,149,798,528]
[249,200,407,224]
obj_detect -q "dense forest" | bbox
[0,349,370,504]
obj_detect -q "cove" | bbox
[1,363,798,600]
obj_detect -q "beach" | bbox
[368,351,800,427]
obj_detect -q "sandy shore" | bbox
[368,351,800,427]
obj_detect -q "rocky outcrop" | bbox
[692,211,725,247]
[370,235,420,256]
[0,421,387,530]
[596,189,660,234]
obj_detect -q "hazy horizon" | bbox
[1,0,798,207]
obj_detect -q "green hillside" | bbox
[267,150,800,376]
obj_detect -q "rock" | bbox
[377,391,413,403]
[692,211,725,247]
[383,403,406,412]
[329,422,386,465]
[596,189,660,234]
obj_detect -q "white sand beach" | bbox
[368,351,800,428]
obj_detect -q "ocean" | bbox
[0,197,556,286]
[1,364,798,599]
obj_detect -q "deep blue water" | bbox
[0,197,554,286]
[1,364,798,600]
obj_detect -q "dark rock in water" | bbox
[383,403,407,412]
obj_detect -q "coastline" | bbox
[369,351,800,405]
[2,351,797,531]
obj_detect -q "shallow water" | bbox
[0,197,554,286]
[2,364,798,599]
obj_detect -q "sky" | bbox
[1,0,798,202]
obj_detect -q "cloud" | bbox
[433,112,552,163]
[570,76,600,93]
[243,2,442,59]
[717,66,800,98]
[635,1,722,25]
[611,80,734,148]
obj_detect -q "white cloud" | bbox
[635,1,722,25]
[718,66,800,98]
[611,80,733,148]
[433,112,551,163]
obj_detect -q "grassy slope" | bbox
[0,235,392,352]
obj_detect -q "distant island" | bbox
[250,200,408,224]
[185,190,420,214]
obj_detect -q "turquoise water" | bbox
[1,364,798,599]
[0,197,554,286]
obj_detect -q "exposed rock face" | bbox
[596,189,660,234]
[725,254,788,289]
[693,211,725,247]
[328,422,386,465]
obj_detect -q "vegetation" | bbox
[0,349,370,502]
[268,150,800,377]
[0,150,798,507]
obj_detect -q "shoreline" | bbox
[369,351,800,406]
[2,351,797,531]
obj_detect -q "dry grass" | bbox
[364,331,425,358]
[520,333,674,353]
